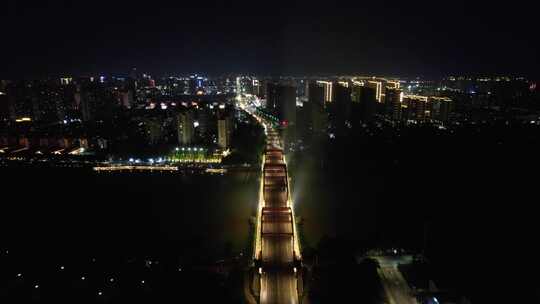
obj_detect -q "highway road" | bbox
[262,236,294,265]
[238,110,300,304]
[376,256,418,304]
[260,271,298,304]
[264,189,288,207]
[256,126,299,303]
[262,218,293,235]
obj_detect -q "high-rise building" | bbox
[351,83,363,103]
[311,102,328,137]
[267,82,297,149]
[74,81,117,122]
[308,82,325,108]
[330,82,351,133]
[217,113,233,149]
[143,117,163,145]
[367,80,383,103]
[338,81,349,88]
[189,75,200,95]
[385,88,403,121]
[297,82,327,140]
[177,111,194,145]
[428,97,453,122]
[296,79,309,98]
[238,76,255,95]
[357,85,377,121]
[75,85,95,122]
[266,82,297,128]
[0,90,9,121]
[332,82,352,127]
[253,79,262,96]
[120,90,134,109]
[4,81,77,123]
[387,80,400,89]
[402,95,428,121]
[316,81,333,104]
[401,95,452,122]
[258,79,267,98]
[60,78,73,86]
[7,81,36,121]
[31,95,41,121]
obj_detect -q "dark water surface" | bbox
[1,168,258,258]
[0,167,258,303]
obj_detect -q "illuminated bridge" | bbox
[252,128,302,304]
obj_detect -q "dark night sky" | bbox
[1,0,538,78]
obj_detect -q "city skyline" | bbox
[2,2,540,303]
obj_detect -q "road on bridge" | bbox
[375,256,418,304]
[260,271,298,304]
[257,127,300,304]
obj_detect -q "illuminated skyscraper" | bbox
[257,79,268,98]
[401,95,452,122]
[402,95,428,121]
[267,82,297,149]
[238,76,255,95]
[266,82,296,128]
[60,78,73,85]
[387,80,400,89]
[177,111,194,145]
[385,88,403,121]
[351,82,364,103]
[367,80,383,103]
[332,82,352,127]
[189,75,203,95]
[253,78,262,96]
[217,113,233,149]
[296,79,308,98]
[75,84,96,122]
[316,81,333,104]
[304,82,327,138]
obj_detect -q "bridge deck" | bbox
[256,126,299,304]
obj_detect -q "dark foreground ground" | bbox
[0,168,258,303]
[290,121,540,303]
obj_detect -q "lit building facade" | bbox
[177,111,194,145]
[316,81,333,104]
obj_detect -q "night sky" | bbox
[1,0,538,78]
